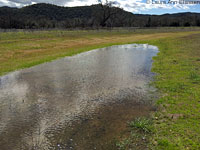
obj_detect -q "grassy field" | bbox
[146,32,200,150]
[1,28,200,149]
[0,28,200,76]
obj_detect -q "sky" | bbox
[0,0,200,14]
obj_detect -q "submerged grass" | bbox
[1,28,200,150]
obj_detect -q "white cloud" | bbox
[0,0,192,13]
[114,0,191,13]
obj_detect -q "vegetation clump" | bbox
[129,117,153,133]
[116,117,153,150]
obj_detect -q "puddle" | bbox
[0,44,158,150]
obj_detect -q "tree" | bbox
[146,17,151,27]
[170,22,180,27]
[196,19,200,26]
[96,0,120,27]
[184,22,190,27]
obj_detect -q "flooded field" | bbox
[0,44,158,150]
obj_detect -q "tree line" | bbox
[0,3,200,29]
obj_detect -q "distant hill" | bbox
[0,3,200,29]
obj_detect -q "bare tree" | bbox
[97,0,120,27]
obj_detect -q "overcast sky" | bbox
[0,0,200,14]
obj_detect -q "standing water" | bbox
[0,44,158,150]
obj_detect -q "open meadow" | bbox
[0,28,200,76]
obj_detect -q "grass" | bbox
[1,27,200,149]
[0,27,200,76]
[137,33,200,150]
[129,117,153,133]
[116,117,153,150]
[116,30,200,150]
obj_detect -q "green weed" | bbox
[129,118,153,133]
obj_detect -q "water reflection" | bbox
[0,44,158,150]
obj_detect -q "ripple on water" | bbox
[0,44,158,150]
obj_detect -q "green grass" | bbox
[116,117,153,150]
[130,117,153,133]
[138,34,200,150]
[1,28,200,150]
[116,32,200,150]
[0,28,200,76]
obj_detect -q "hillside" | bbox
[0,3,200,29]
